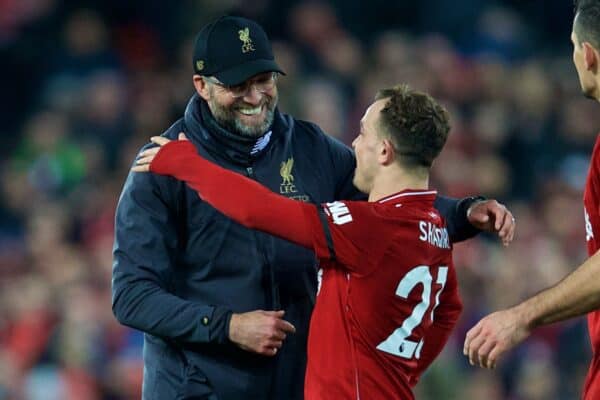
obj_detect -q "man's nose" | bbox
[241,85,262,104]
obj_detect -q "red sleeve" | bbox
[150,140,319,249]
[305,201,392,273]
[408,265,462,386]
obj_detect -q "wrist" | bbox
[464,196,487,219]
[512,302,537,330]
[224,310,234,343]
[150,140,195,174]
[228,313,239,343]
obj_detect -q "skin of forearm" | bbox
[517,251,600,328]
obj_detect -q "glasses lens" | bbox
[216,73,277,98]
[229,84,247,97]
[255,76,276,92]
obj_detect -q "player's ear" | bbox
[379,139,396,166]
[193,75,211,100]
[583,42,599,71]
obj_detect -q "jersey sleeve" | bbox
[150,140,318,249]
[303,201,388,274]
[150,141,385,275]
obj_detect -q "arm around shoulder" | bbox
[434,195,482,243]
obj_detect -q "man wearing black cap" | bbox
[112,16,515,400]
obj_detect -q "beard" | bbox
[208,90,278,138]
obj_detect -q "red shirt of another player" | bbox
[583,134,600,400]
[303,191,462,400]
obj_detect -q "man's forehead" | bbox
[361,103,375,125]
[364,99,387,123]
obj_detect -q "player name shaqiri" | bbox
[418,221,450,249]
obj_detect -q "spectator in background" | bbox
[112,15,514,400]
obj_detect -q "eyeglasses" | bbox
[203,73,278,98]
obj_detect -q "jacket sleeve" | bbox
[433,195,483,243]
[111,154,231,344]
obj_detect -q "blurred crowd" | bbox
[0,1,595,399]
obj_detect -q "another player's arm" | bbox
[519,251,600,324]
[464,250,600,369]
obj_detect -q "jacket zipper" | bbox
[245,165,280,310]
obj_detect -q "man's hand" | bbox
[132,133,187,172]
[463,307,531,370]
[228,310,296,356]
[467,200,515,246]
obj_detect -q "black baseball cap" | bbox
[192,16,285,86]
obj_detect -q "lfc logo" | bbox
[238,28,255,53]
[280,158,296,194]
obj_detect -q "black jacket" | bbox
[112,95,478,400]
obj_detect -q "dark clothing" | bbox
[112,94,477,400]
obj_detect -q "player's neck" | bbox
[368,168,429,202]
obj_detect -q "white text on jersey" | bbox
[419,221,450,249]
[585,207,594,242]
[325,202,353,225]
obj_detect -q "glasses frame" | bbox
[203,72,278,98]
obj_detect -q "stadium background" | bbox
[0,0,595,399]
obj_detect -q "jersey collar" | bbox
[377,189,437,204]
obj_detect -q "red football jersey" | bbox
[583,134,600,400]
[303,190,462,400]
[149,142,463,400]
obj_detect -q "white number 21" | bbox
[376,265,448,359]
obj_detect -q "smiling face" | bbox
[195,72,278,137]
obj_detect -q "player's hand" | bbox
[132,132,188,172]
[467,199,515,246]
[228,310,296,356]
[463,308,531,369]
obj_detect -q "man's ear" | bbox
[193,75,210,101]
[380,139,396,166]
[583,42,599,71]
